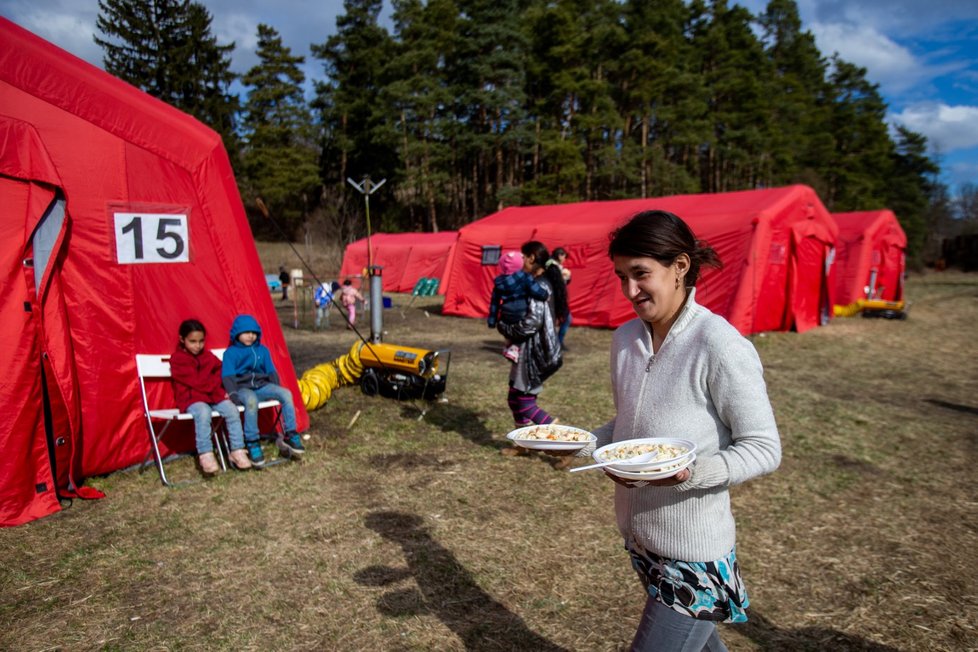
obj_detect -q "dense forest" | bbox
[94,0,977,266]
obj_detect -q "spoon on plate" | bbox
[568,451,662,473]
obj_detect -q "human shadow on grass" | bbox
[409,403,503,449]
[356,511,568,652]
[737,611,900,651]
[925,398,978,416]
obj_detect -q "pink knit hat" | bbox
[498,250,524,275]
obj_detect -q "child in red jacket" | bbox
[170,319,251,475]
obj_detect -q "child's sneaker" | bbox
[278,432,306,458]
[198,451,219,475]
[502,344,520,363]
[246,441,266,468]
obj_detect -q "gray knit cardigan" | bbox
[590,289,781,562]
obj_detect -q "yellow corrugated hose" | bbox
[296,340,366,411]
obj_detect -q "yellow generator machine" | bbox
[356,342,450,400]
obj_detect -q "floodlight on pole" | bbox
[347,175,386,270]
[347,175,387,343]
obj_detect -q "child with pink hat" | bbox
[487,250,550,362]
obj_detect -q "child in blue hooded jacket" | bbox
[222,314,303,467]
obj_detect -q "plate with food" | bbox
[506,423,596,451]
[603,454,696,481]
[592,438,696,472]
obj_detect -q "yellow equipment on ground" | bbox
[357,342,450,400]
[296,340,449,412]
[833,299,907,319]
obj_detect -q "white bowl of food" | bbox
[506,424,596,451]
[592,438,696,472]
[603,454,696,481]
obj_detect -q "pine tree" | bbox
[887,126,939,265]
[240,24,320,239]
[94,0,238,157]
[823,58,893,209]
[448,0,530,217]
[382,0,458,232]
[522,0,592,203]
[312,0,397,201]
[757,0,830,191]
[688,0,774,191]
[617,0,702,197]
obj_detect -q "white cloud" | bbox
[890,103,978,153]
[800,0,978,39]
[2,2,102,66]
[812,22,938,94]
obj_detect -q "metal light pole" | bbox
[347,175,387,343]
[347,176,386,269]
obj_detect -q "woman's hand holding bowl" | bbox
[604,467,690,488]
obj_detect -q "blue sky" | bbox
[2,0,976,192]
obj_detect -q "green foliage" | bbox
[239,24,320,239]
[94,0,239,159]
[311,0,399,226]
[99,0,951,255]
[887,126,939,267]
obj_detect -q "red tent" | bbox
[831,210,906,306]
[442,185,838,335]
[338,231,458,293]
[0,18,308,526]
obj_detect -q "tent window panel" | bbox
[31,193,65,293]
[481,246,501,266]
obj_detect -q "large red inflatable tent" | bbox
[338,231,458,293]
[0,18,308,526]
[442,185,838,335]
[831,210,906,306]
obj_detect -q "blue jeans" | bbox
[187,400,245,454]
[231,384,297,442]
[630,597,728,652]
[315,304,331,328]
[558,311,571,345]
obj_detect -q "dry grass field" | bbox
[1,265,976,651]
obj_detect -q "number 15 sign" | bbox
[113,212,189,264]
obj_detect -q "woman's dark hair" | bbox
[608,210,722,286]
[521,240,569,321]
[178,318,206,338]
[552,247,567,260]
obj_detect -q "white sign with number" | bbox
[113,212,189,264]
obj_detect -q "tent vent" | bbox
[35,483,47,493]
[481,245,501,265]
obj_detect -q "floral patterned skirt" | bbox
[627,543,749,623]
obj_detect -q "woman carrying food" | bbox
[593,211,781,650]
[498,241,568,464]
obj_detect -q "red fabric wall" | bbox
[831,211,907,306]
[441,186,837,335]
[0,19,308,524]
[339,232,458,293]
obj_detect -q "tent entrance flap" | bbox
[0,176,61,526]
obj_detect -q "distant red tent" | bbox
[831,210,907,306]
[0,18,308,526]
[338,232,458,293]
[442,185,838,335]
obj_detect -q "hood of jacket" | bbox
[229,314,262,346]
